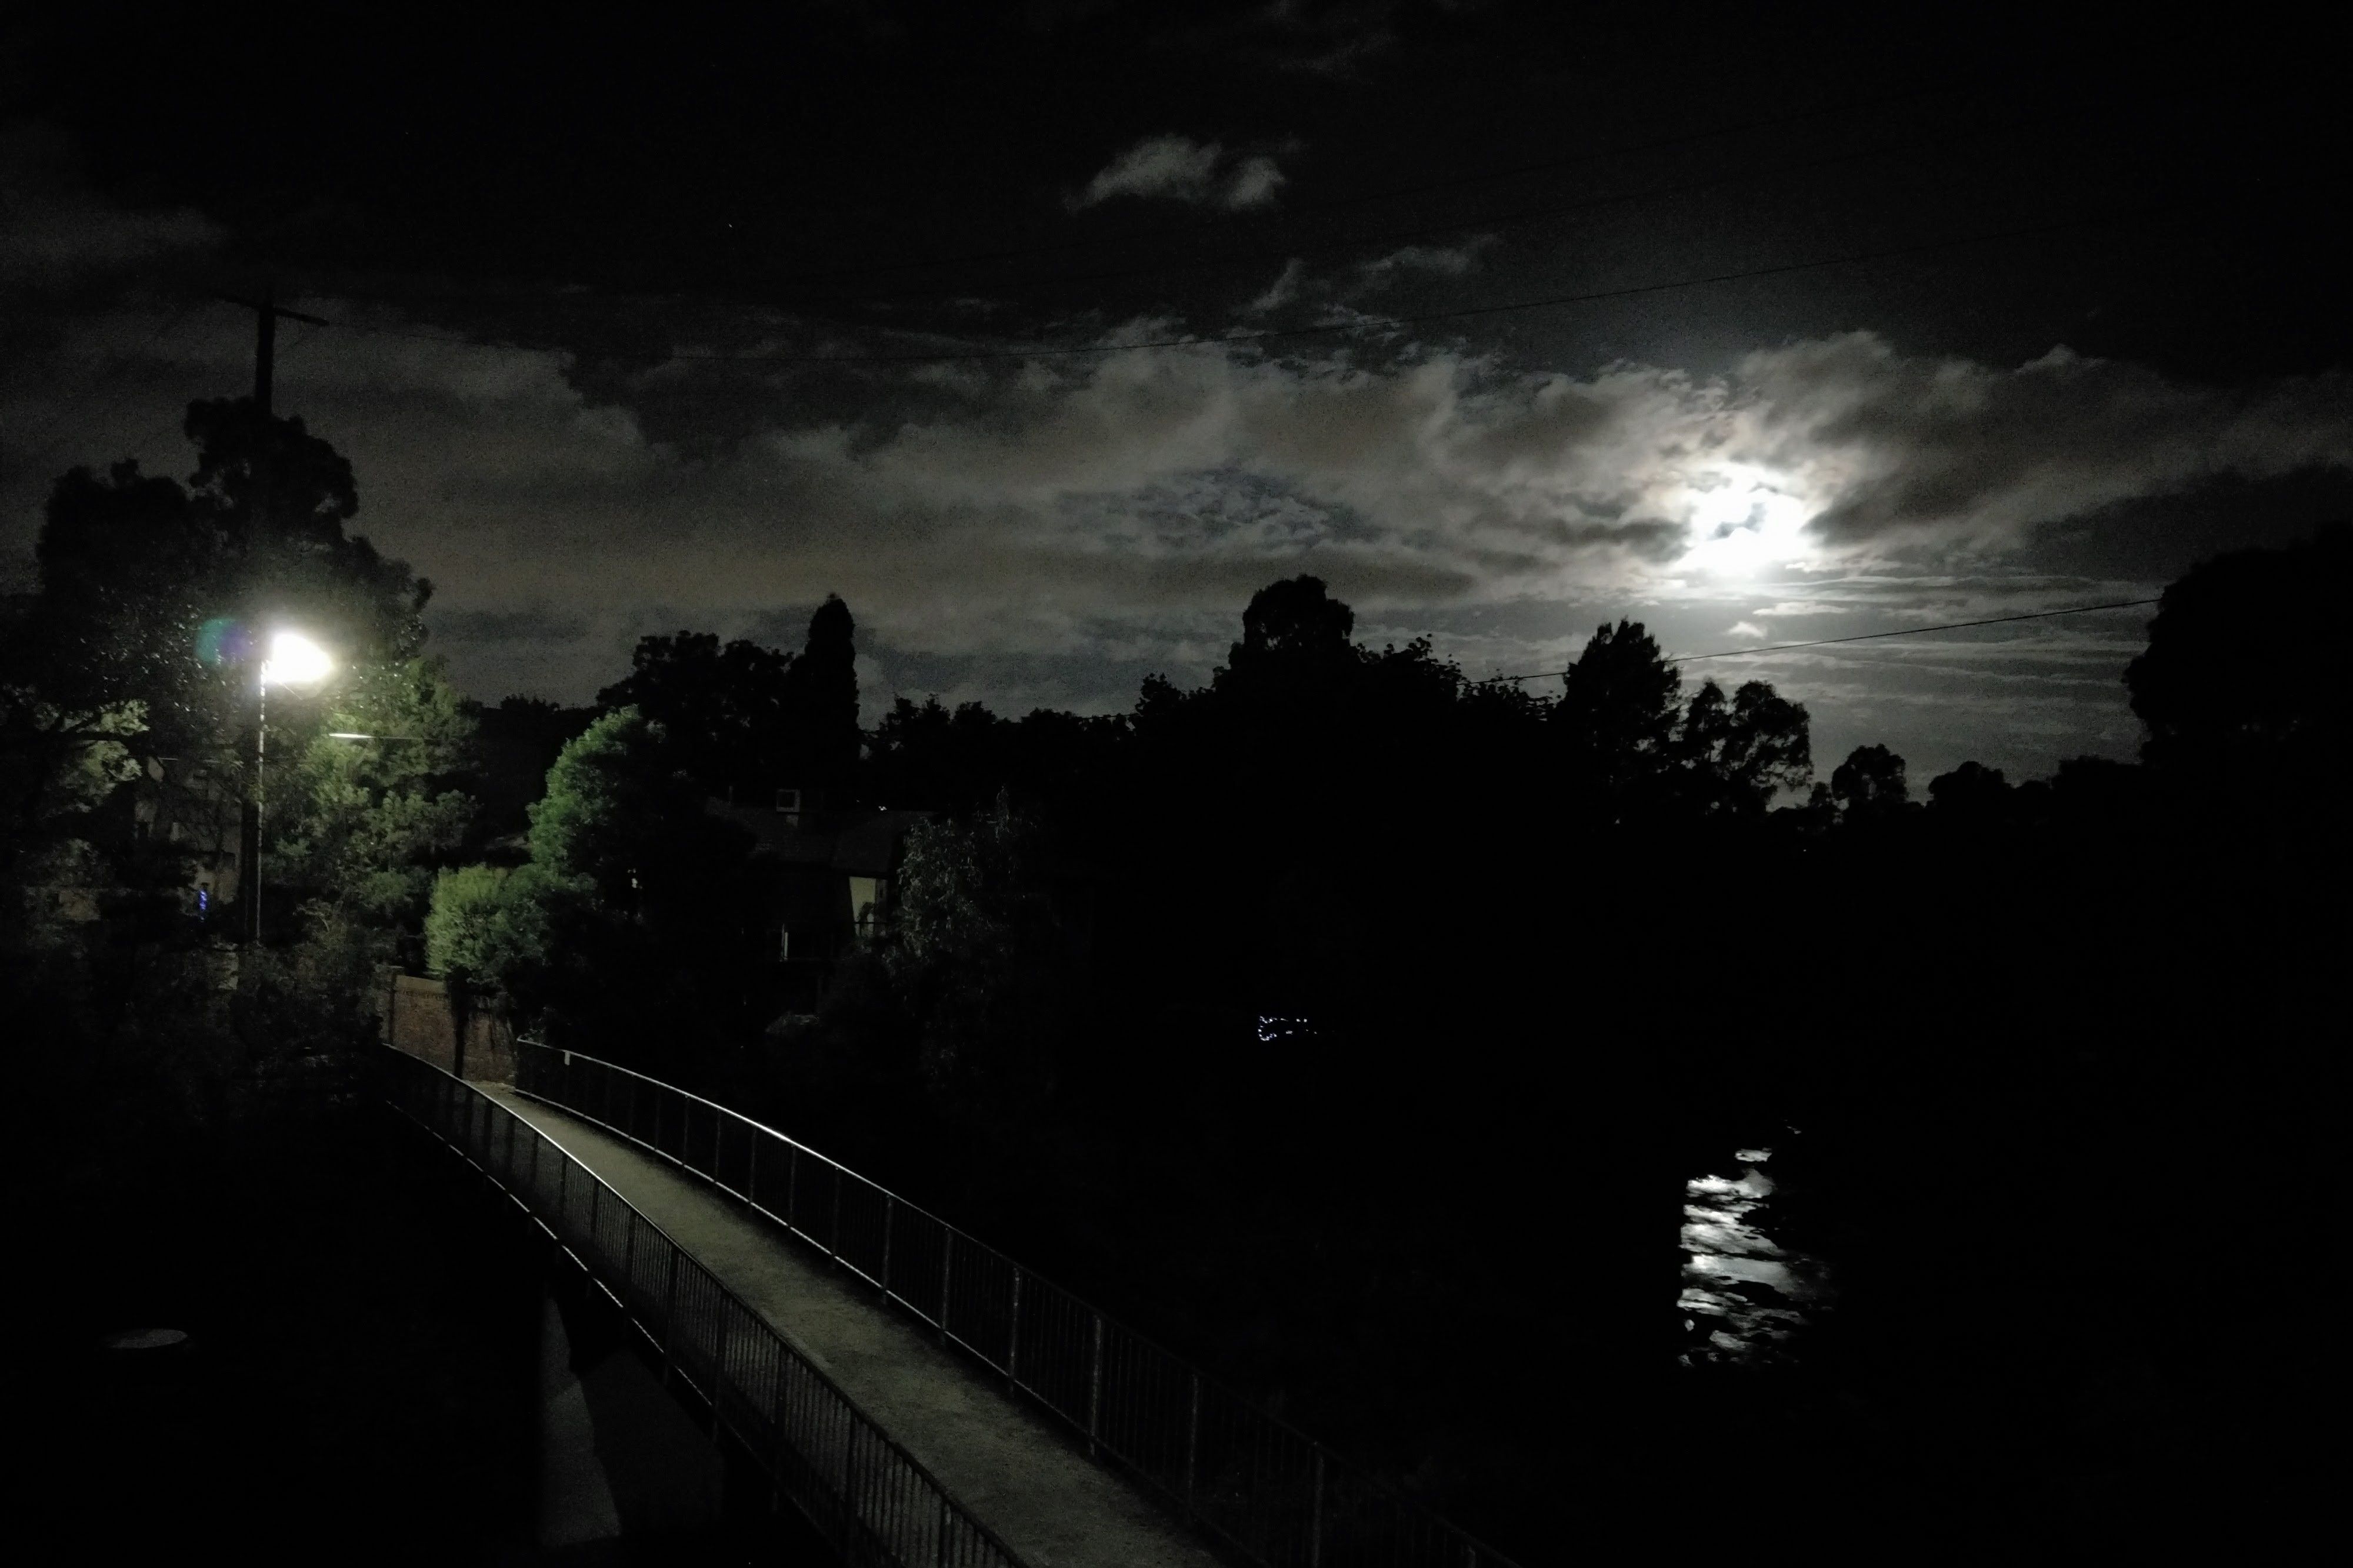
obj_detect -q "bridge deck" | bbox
[482,1085,1224,1568]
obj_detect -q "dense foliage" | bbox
[4,397,472,1162]
[7,387,2337,1557]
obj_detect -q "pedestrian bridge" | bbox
[375,1043,1517,1568]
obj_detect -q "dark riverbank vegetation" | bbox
[5,405,2335,1557]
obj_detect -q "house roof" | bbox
[830,810,930,876]
[708,801,931,876]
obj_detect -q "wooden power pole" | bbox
[215,284,327,417]
[215,284,326,943]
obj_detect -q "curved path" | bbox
[481,1084,1225,1568]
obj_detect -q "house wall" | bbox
[379,969,516,1083]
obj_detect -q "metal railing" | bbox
[374,1045,1026,1568]
[511,1039,1522,1568]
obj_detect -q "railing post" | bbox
[1310,1448,1325,1568]
[589,1180,602,1267]
[664,1246,682,1386]
[829,1169,842,1270]
[1186,1372,1200,1504]
[842,1414,859,1537]
[786,1143,800,1237]
[938,1232,954,1347]
[1006,1268,1024,1387]
[770,1377,792,1511]
[746,1122,760,1210]
[936,1492,951,1568]
[710,1302,730,1435]
[1087,1312,1104,1458]
[879,1196,895,1302]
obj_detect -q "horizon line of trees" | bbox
[6,392,2344,1115]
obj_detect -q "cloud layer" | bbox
[1074,136,1287,211]
[11,293,2349,778]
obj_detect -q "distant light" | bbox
[260,630,332,689]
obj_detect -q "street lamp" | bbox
[238,629,334,945]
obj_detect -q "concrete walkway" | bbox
[481,1085,1225,1568]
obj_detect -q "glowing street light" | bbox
[260,629,333,690]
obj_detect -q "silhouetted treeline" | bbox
[565,533,2339,1556]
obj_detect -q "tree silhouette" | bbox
[35,401,428,762]
[1554,619,1681,815]
[1927,760,2012,825]
[782,594,862,796]
[599,630,794,799]
[1675,678,1812,818]
[2125,523,2348,815]
[462,707,766,1056]
[1830,743,1909,821]
[28,398,465,946]
[1224,574,1358,675]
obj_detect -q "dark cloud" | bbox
[9,7,2347,782]
[428,607,594,645]
[0,125,222,290]
[1738,336,2353,548]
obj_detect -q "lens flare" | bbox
[195,617,251,667]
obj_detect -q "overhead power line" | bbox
[765,82,1992,292]
[1490,598,2164,684]
[288,86,2048,351]
[792,102,2089,309]
[313,202,2163,367]
[6,300,217,479]
[6,319,325,491]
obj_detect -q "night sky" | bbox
[6,5,2348,781]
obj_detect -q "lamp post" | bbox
[237,629,334,945]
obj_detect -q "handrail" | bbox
[372,1044,1029,1568]
[509,1038,1523,1568]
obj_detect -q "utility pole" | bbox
[216,283,326,945]
[215,283,327,418]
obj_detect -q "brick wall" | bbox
[379,969,516,1083]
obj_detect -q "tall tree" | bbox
[781,595,862,797]
[1675,678,1813,818]
[453,707,767,1059]
[30,398,467,953]
[1927,760,2012,823]
[1831,743,1909,821]
[1219,573,1360,685]
[1554,619,1682,816]
[37,400,428,760]
[2125,523,2348,815]
[875,791,1071,1107]
[598,630,794,799]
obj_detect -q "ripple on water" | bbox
[1681,1139,1832,1367]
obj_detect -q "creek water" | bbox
[1680,1133,1833,1367]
